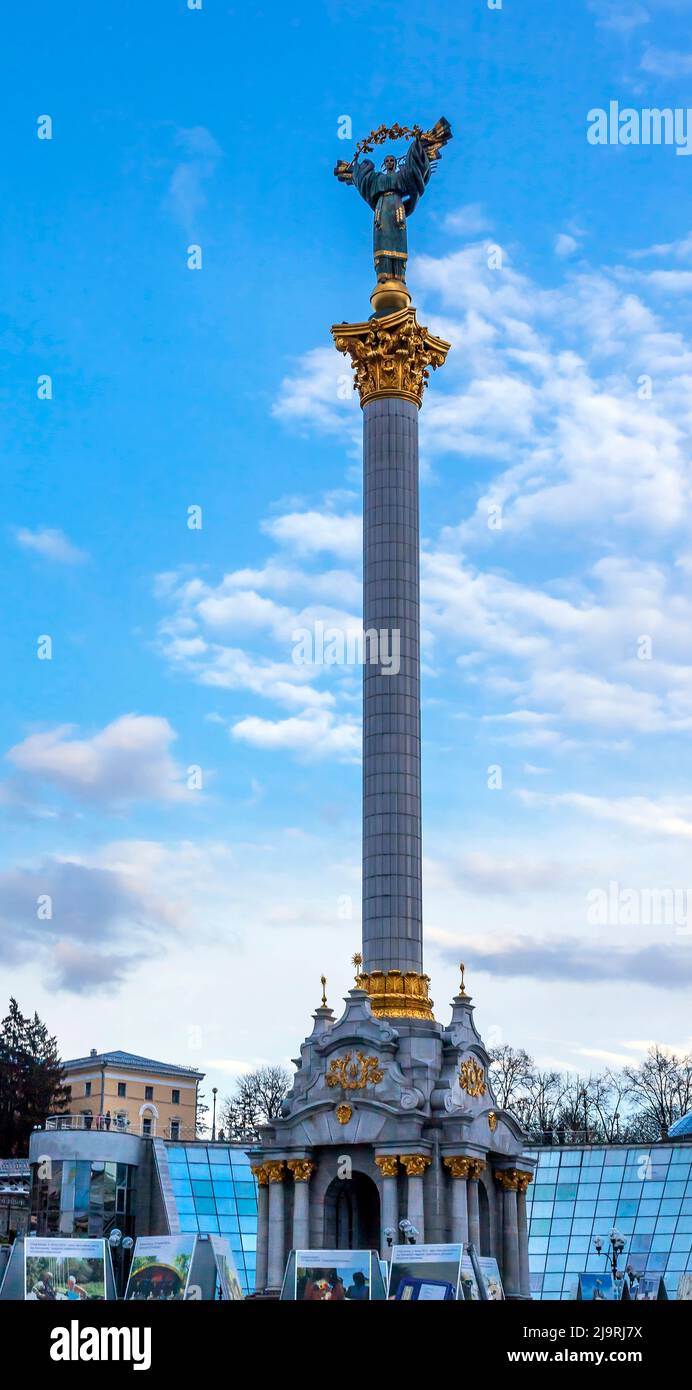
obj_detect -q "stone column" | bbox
[250,1165,269,1293]
[287,1159,315,1251]
[400,1154,431,1243]
[331,311,449,998]
[265,1160,286,1291]
[375,1155,399,1257]
[495,1169,521,1298]
[466,1160,485,1250]
[517,1171,533,1298]
[443,1157,470,1244]
[362,396,423,977]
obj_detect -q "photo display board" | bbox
[286,1250,385,1300]
[209,1235,244,1301]
[24,1237,107,1301]
[388,1243,463,1301]
[459,1254,505,1301]
[577,1273,617,1301]
[124,1235,196,1301]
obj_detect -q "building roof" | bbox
[669,1111,692,1138]
[62,1050,204,1081]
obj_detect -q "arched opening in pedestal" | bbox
[324,1171,380,1251]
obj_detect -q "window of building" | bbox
[172,1089,180,1105]
[170,1120,180,1140]
[142,1117,152,1137]
[117,1083,126,1098]
[84,1082,92,1097]
[145,1086,153,1101]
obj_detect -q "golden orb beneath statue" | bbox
[370,277,412,314]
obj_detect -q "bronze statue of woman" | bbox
[335,117,452,312]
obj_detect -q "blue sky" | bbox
[3,0,692,1103]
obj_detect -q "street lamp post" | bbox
[108,1228,134,1298]
[593,1227,627,1294]
[212,1087,218,1142]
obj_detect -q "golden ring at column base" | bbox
[355,967,434,1020]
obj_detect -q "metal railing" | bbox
[41,1114,198,1140]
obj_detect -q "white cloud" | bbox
[555,233,579,259]
[5,715,187,806]
[166,126,223,232]
[231,708,360,762]
[262,509,361,559]
[442,203,492,236]
[640,46,692,78]
[15,527,87,564]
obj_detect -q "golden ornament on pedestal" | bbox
[353,961,434,1020]
[459,1057,487,1098]
[325,1052,384,1090]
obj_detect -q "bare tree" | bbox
[516,1070,572,1138]
[623,1046,692,1133]
[221,1064,292,1142]
[488,1045,534,1111]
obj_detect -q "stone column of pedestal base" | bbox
[287,1159,315,1250]
[375,1155,400,1257]
[517,1172,533,1298]
[400,1154,430,1243]
[265,1161,286,1291]
[251,1165,269,1293]
[443,1156,470,1245]
[495,1168,522,1298]
[466,1160,485,1250]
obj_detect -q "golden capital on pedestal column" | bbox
[399,1154,431,1178]
[375,1155,399,1178]
[466,1159,486,1182]
[287,1159,316,1183]
[264,1160,286,1183]
[443,1156,472,1180]
[331,306,450,409]
[494,1167,522,1192]
[250,1164,268,1187]
[516,1171,534,1195]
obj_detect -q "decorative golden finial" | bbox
[320,975,327,1008]
[352,952,363,985]
[459,962,468,996]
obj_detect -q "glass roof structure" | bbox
[526,1143,692,1299]
[162,1142,257,1294]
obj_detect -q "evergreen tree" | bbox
[0,998,68,1156]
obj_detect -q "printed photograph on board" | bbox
[388,1243,462,1301]
[124,1235,195,1301]
[295,1249,371,1301]
[25,1237,106,1301]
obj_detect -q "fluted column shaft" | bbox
[362,397,422,975]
